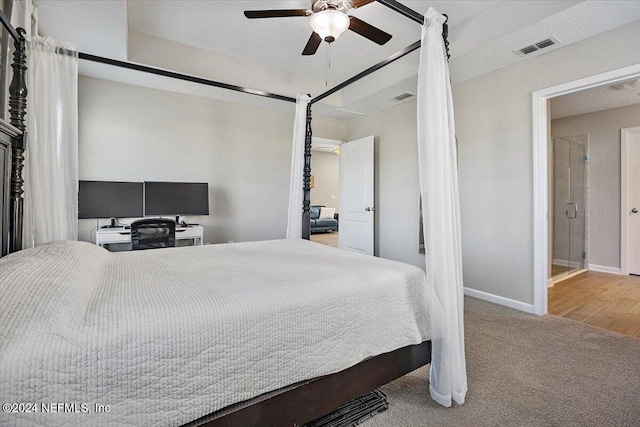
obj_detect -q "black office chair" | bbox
[130,218,176,251]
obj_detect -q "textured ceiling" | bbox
[550,78,640,120]
[450,0,640,83]
[126,0,498,86]
[314,74,418,122]
[33,1,640,122]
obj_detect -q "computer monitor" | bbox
[144,182,209,220]
[78,181,144,223]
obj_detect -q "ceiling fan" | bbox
[244,0,392,56]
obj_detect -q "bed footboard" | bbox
[187,340,431,427]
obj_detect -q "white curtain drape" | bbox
[22,36,79,248]
[10,0,38,36]
[286,94,310,239]
[417,7,467,407]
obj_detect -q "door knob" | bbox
[632,208,639,214]
[365,207,375,212]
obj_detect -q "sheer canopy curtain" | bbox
[10,0,38,36]
[286,94,310,239]
[23,37,79,248]
[417,8,467,406]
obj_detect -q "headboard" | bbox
[0,119,18,256]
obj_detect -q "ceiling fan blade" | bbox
[349,0,375,9]
[348,16,392,45]
[302,32,322,56]
[244,9,309,19]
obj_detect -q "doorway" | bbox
[532,63,640,315]
[309,137,342,249]
[309,135,376,255]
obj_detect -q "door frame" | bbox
[531,63,640,315]
[621,126,640,276]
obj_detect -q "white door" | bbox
[624,128,640,275]
[339,136,374,255]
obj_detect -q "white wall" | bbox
[78,76,345,244]
[551,104,640,270]
[310,151,339,212]
[347,100,424,269]
[452,21,640,304]
[315,119,347,141]
[346,20,640,306]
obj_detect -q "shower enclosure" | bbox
[551,136,587,279]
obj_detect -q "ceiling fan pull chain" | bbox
[325,43,329,87]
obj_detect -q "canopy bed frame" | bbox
[0,1,449,425]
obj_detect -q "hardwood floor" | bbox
[310,231,339,248]
[548,271,640,338]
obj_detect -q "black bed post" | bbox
[8,28,27,253]
[442,14,450,61]
[301,99,312,240]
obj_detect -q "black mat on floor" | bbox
[305,389,388,427]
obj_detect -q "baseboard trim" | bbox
[552,259,582,268]
[548,268,588,286]
[588,264,622,275]
[463,287,535,314]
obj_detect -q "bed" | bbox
[0,239,431,426]
[0,1,458,425]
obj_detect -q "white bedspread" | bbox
[0,240,430,426]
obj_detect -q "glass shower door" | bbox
[551,137,587,279]
[568,141,586,273]
[552,138,570,278]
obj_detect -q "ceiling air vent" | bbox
[391,92,415,102]
[513,36,560,56]
[322,108,364,122]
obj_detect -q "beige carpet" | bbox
[363,297,640,427]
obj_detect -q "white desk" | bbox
[96,226,204,248]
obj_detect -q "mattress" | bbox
[0,239,430,426]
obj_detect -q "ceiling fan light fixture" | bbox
[310,9,350,43]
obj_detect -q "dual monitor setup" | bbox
[79,181,209,228]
